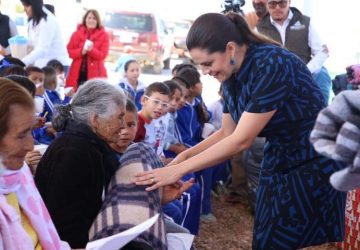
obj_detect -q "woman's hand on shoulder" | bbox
[133,165,185,191]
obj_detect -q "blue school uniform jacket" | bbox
[175,102,202,148]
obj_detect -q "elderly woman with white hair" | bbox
[34,79,127,249]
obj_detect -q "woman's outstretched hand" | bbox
[133,165,184,191]
[166,152,188,167]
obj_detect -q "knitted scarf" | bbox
[89,143,167,249]
[310,90,360,191]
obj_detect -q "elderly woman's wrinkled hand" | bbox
[133,165,184,191]
[25,150,42,175]
[161,178,194,204]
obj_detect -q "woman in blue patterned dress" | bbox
[134,12,346,249]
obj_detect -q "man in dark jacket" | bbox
[257,0,331,105]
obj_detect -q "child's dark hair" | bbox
[6,75,36,97]
[124,59,138,72]
[176,67,200,87]
[47,59,64,73]
[0,65,27,77]
[163,80,182,97]
[42,66,57,90]
[126,98,138,118]
[172,76,190,89]
[0,57,26,67]
[144,82,170,97]
[26,66,43,75]
[172,63,197,75]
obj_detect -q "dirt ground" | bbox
[194,195,338,250]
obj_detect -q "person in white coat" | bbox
[20,0,69,70]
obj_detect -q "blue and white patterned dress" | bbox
[222,43,346,249]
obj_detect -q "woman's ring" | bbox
[151,178,155,183]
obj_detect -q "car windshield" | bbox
[104,13,153,32]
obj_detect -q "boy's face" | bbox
[116,111,138,148]
[28,71,44,85]
[141,92,169,120]
[178,87,189,109]
[168,88,182,113]
[29,72,45,96]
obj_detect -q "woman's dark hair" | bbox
[186,12,278,53]
[44,4,55,15]
[163,80,182,97]
[21,0,47,26]
[176,67,200,87]
[82,9,103,29]
[124,60,138,72]
[6,75,36,97]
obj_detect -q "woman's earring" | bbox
[230,58,236,65]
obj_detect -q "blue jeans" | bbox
[312,67,332,105]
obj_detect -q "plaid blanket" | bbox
[89,143,167,249]
[310,90,360,191]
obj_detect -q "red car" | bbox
[104,10,173,74]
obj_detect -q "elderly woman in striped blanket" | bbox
[89,99,193,249]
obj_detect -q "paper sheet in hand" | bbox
[86,213,159,250]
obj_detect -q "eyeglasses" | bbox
[144,95,169,109]
[268,0,288,9]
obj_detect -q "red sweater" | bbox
[66,25,109,90]
[134,113,152,142]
